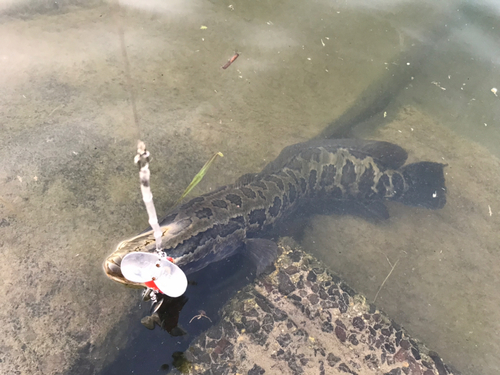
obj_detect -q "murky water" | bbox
[1,0,499,374]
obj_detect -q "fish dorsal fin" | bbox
[262,139,408,174]
[350,140,408,170]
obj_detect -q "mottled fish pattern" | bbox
[104,139,446,287]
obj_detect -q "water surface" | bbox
[1,1,499,374]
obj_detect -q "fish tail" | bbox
[397,162,447,209]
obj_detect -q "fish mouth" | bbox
[103,227,170,288]
[103,253,127,285]
[103,238,152,287]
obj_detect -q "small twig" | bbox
[222,53,239,69]
[189,310,212,323]
[373,258,399,304]
[48,105,61,117]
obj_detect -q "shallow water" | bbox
[1,0,499,374]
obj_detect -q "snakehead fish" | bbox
[104,139,446,288]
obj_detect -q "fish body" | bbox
[104,139,446,288]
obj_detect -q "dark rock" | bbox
[327,285,339,296]
[352,316,365,331]
[234,321,245,333]
[384,369,402,375]
[338,362,353,373]
[338,301,348,313]
[245,320,260,334]
[213,338,230,355]
[248,364,265,375]
[205,339,217,349]
[319,288,329,300]
[395,330,403,346]
[385,343,396,354]
[411,347,421,361]
[394,348,408,362]
[297,276,305,289]
[409,338,418,347]
[198,352,211,364]
[289,251,302,262]
[305,306,311,318]
[321,300,336,309]
[335,325,347,342]
[349,334,359,346]
[213,364,230,375]
[381,328,391,336]
[342,292,350,305]
[276,333,292,348]
[373,324,382,330]
[311,283,319,293]
[285,266,299,275]
[316,347,326,357]
[369,327,376,337]
[321,321,333,333]
[307,294,319,305]
[221,320,237,339]
[293,329,307,339]
[254,295,273,313]
[423,371,435,375]
[307,271,317,282]
[428,351,447,375]
[364,354,379,370]
[261,314,274,333]
[253,332,268,346]
[246,308,260,318]
[219,343,234,361]
[330,274,342,284]
[273,308,288,321]
[206,325,223,340]
[288,294,302,302]
[327,353,341,366]
[335,319,347,330]
[319,360,325,375]
[286,319,297,330]
[277,271,296,295]
[400,340,410,350]
[287,357,303,374]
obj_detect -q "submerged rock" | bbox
[181,238,460,375]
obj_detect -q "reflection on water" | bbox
[0,0,499,374]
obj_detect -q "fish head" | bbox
[103,218,193,288]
